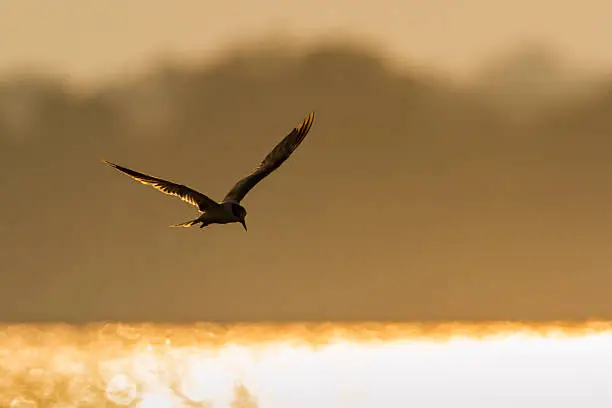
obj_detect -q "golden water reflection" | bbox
[1,322,612,407]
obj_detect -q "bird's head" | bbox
[231,203,248,231]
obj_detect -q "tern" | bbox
[103,112,315,231]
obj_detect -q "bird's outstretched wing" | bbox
[103,160,219,212]
[223,112,315,203]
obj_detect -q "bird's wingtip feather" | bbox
[102,160,121,170]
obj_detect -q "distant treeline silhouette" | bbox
[1,40,611,322]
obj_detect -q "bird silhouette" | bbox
[103,112,315,231]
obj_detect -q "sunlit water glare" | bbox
[1,322,611,407]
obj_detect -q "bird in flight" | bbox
[103,112,315,231]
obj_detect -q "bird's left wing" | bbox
[223,112,315,203]
[103,160,219,212]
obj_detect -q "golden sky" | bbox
[2,0,612,323]
[2,0,612,83]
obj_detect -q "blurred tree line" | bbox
[0,40,611,322]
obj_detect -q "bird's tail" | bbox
[170,218,201,228]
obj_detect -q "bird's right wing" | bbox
[223,112,315,203]
[103,160,219,212]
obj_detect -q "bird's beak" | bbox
[240,220,247,231]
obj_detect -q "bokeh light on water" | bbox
[1,322,612,407]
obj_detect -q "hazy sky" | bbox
[2,0,612,84]
[2,2,612,322]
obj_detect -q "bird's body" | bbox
[172,202,246,229]
[103,112,315,231]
